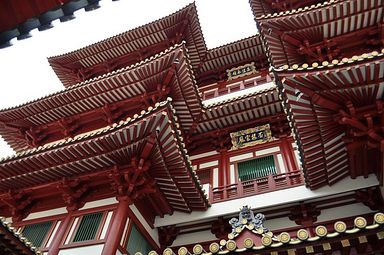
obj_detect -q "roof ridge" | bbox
[206,34,261,52]
[0,99,172,163]
[273,48,384,73]
[48,3,198,60]
[0,42,186,114]
[256,0,342,20]
[203,85,276,109]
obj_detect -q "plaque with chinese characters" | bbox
[230,124,272,149]
[227,62,256,80]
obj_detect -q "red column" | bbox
[48,211,73,255]
[219,149,230,186]
[101,198,130,255]
[279,137,298,172]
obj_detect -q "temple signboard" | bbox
[227,62,256,80]
[230,124,272,149]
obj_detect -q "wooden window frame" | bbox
[20,220,56,249]
[234,153,281,183]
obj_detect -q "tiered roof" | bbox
[253,0,383,67]
[0,99,208,217]
[274,50,384,188]
[249,0,324,18]
[0,43,202,152]
[48,3,207,87]
[0,217,38,255]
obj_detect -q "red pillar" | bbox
[279,137,298,172]
[101,198,130,255]
[48,211,73,255]
[219,149,230,186]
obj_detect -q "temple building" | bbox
[0,1,383,255]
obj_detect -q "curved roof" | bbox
[48,3,207,87]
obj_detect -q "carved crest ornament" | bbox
[228,206,275,243]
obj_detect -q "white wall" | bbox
[155,174,379,227]
[59,244,104,255]
[172,230,217,247]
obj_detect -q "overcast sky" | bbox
[0,0,257,157]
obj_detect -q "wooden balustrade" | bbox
[209,170,304,203]
[201,74,272,100]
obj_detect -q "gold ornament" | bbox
[374,213,384,224]
[315,225,327,237]
[209,243,220,253]
[226,240,237,251]
[163,248,173,255]
[178,247,188,255]
[261,235,272,246]
[243,238,254,249]
[354,217,367,229]
[279,232,291,243]
[334,221,347,233]
[192,244,202,255]
[297,229,309,240]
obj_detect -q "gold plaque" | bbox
[227,62,256,80]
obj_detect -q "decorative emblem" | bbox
[297,229,309,240]
[230,124,272,149]
[334,221,347,233]
[226,240,237,251]
[229,206,269,235]
[193,244,203,255]
[279,232,291,243]
[209,243,220,253]
[375,212,384,224]
[354,217,367,228]
[243,238,254,248]
[227,62,257,80]
[315,225,327,237]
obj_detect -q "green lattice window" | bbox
[237,155,276,181]
[72,212,103,243]
[22,221,53,247]
[126,223,153,255]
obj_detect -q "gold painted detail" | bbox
[243,238,254,249]
[163,248,173,255]
[341,239,350,247]
[377,231,384,240]
[261,235,272,246]
[178,247,188,255]
[334,221,347,233]
[192,244,203,255]
[315,225,327,237]
[226,240,237,251]
[322,243,331,251]
[235,226,242,233]
[219,239,227,246]
[228,233,235,240]
[209,243,220,253]
[149,251,159,255]
[374,212,384,224]
[230,124,272,149]
[354,217,367,229]
[227,62,256,81]
[297,229,309,240]
[358,236,368,244]
[305,246,314,253]
[279,232,291,243]
[287,249,296,255]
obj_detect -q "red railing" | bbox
[208,170,304,203]
[201,74,272,100]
